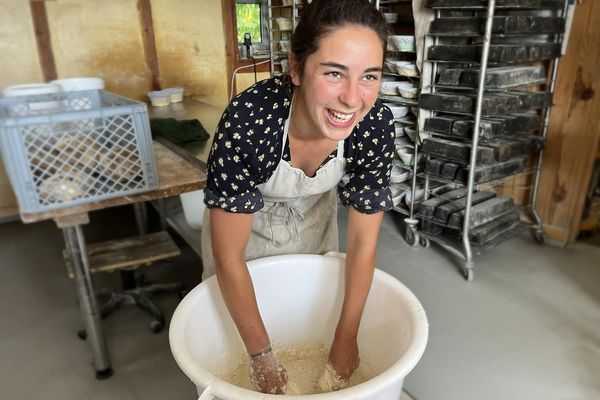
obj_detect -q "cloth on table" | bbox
[150,118,210,145]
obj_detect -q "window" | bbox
[236,3,262,43]
[235,0,269,49]
[221,0,272,96]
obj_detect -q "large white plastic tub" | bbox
[169,254,428,400]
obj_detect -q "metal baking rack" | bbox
[406,0,570,281]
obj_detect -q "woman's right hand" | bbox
[249,351,288,394]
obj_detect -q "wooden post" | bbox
[30,0,57,82]
[137,0,161,91]
[222,0,237,98]
[537,0,600,245]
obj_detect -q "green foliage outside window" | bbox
[236,3,262,43]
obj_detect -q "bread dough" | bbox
[220,342,373,395]
[318,362,348,392]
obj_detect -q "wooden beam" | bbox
[137,0,161,91]
[537,1,600,246]
[30,0,57,81]
[222,0,237,98]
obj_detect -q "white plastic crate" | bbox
[0,89,159,213]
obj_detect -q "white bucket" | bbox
[180,190,205,230]
[169,254,428,400]
[50,77,104,92]
[2,83,63,112]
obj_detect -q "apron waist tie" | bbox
[268,201,305,247]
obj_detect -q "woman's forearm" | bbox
[335,237,376,339]
[210,209,271,355]
[216,258,271,354]
[336,208,383,338]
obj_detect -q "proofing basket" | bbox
[0,89,159,213]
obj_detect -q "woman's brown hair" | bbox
[290,0,390,80]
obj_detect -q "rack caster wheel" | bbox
[405,226,418,247]
[464,268,474,281]
[95,367,113,380]
[150,320,164,334]
[77,329,87,340]
[419,237,430,248]
[533,230,544,245]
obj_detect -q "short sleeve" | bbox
[339,102,395,214]
[203,106,265,213]
[203,78,290,213]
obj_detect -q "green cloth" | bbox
[150,118,210,145]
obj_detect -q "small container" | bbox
[276,17,293,31]
[395,136,412,147]
[380,77,405,96]
[383,13,399,24]
[147,90,170,107]
[2,83,62,97]
[280,59,289,73]
[2,83,63,112]
[384,58,399,73]
[165,87,184,103]
[390,184,406,206]
[396,81,418,99]
[50,77,104,92]
[404,126,418,141]
[278,40,291,53]
[391,164,411,184]
[405,187,426,206]
[383,102,409,119]
[388,35,416,52]
[394,123,405,137]
[396,62,418,77]
[396,145,415,166]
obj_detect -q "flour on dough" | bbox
[219,342,373,395]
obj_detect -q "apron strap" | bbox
[280,96,293,159]
[336,139,344,159]
[268,201,305,247]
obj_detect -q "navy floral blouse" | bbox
[203,76,395,214]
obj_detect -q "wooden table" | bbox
[19,139,206,378]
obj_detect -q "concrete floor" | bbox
[0,204,599,400]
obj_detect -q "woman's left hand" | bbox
[328,333,360,380]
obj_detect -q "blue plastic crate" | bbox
[0,89,159,213]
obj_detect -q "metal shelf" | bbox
[417,222,526,255]
[392,205,411,215]
[417,166,538,186]
[379,94,419,107]
[378,0,413,6]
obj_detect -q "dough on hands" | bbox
[249,351,288,394]
[285,381,301,395]
[318,362,348,393]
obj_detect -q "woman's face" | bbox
[290,24,384,142]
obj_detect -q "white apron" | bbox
[201,104,347,280]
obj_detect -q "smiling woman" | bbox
[202,0,395,395]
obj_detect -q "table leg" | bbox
[63,225,113,379]
[156,199,168,231]
[133,202,148,235]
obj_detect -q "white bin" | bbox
[180,190,205,230]
[169,254,428,400]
